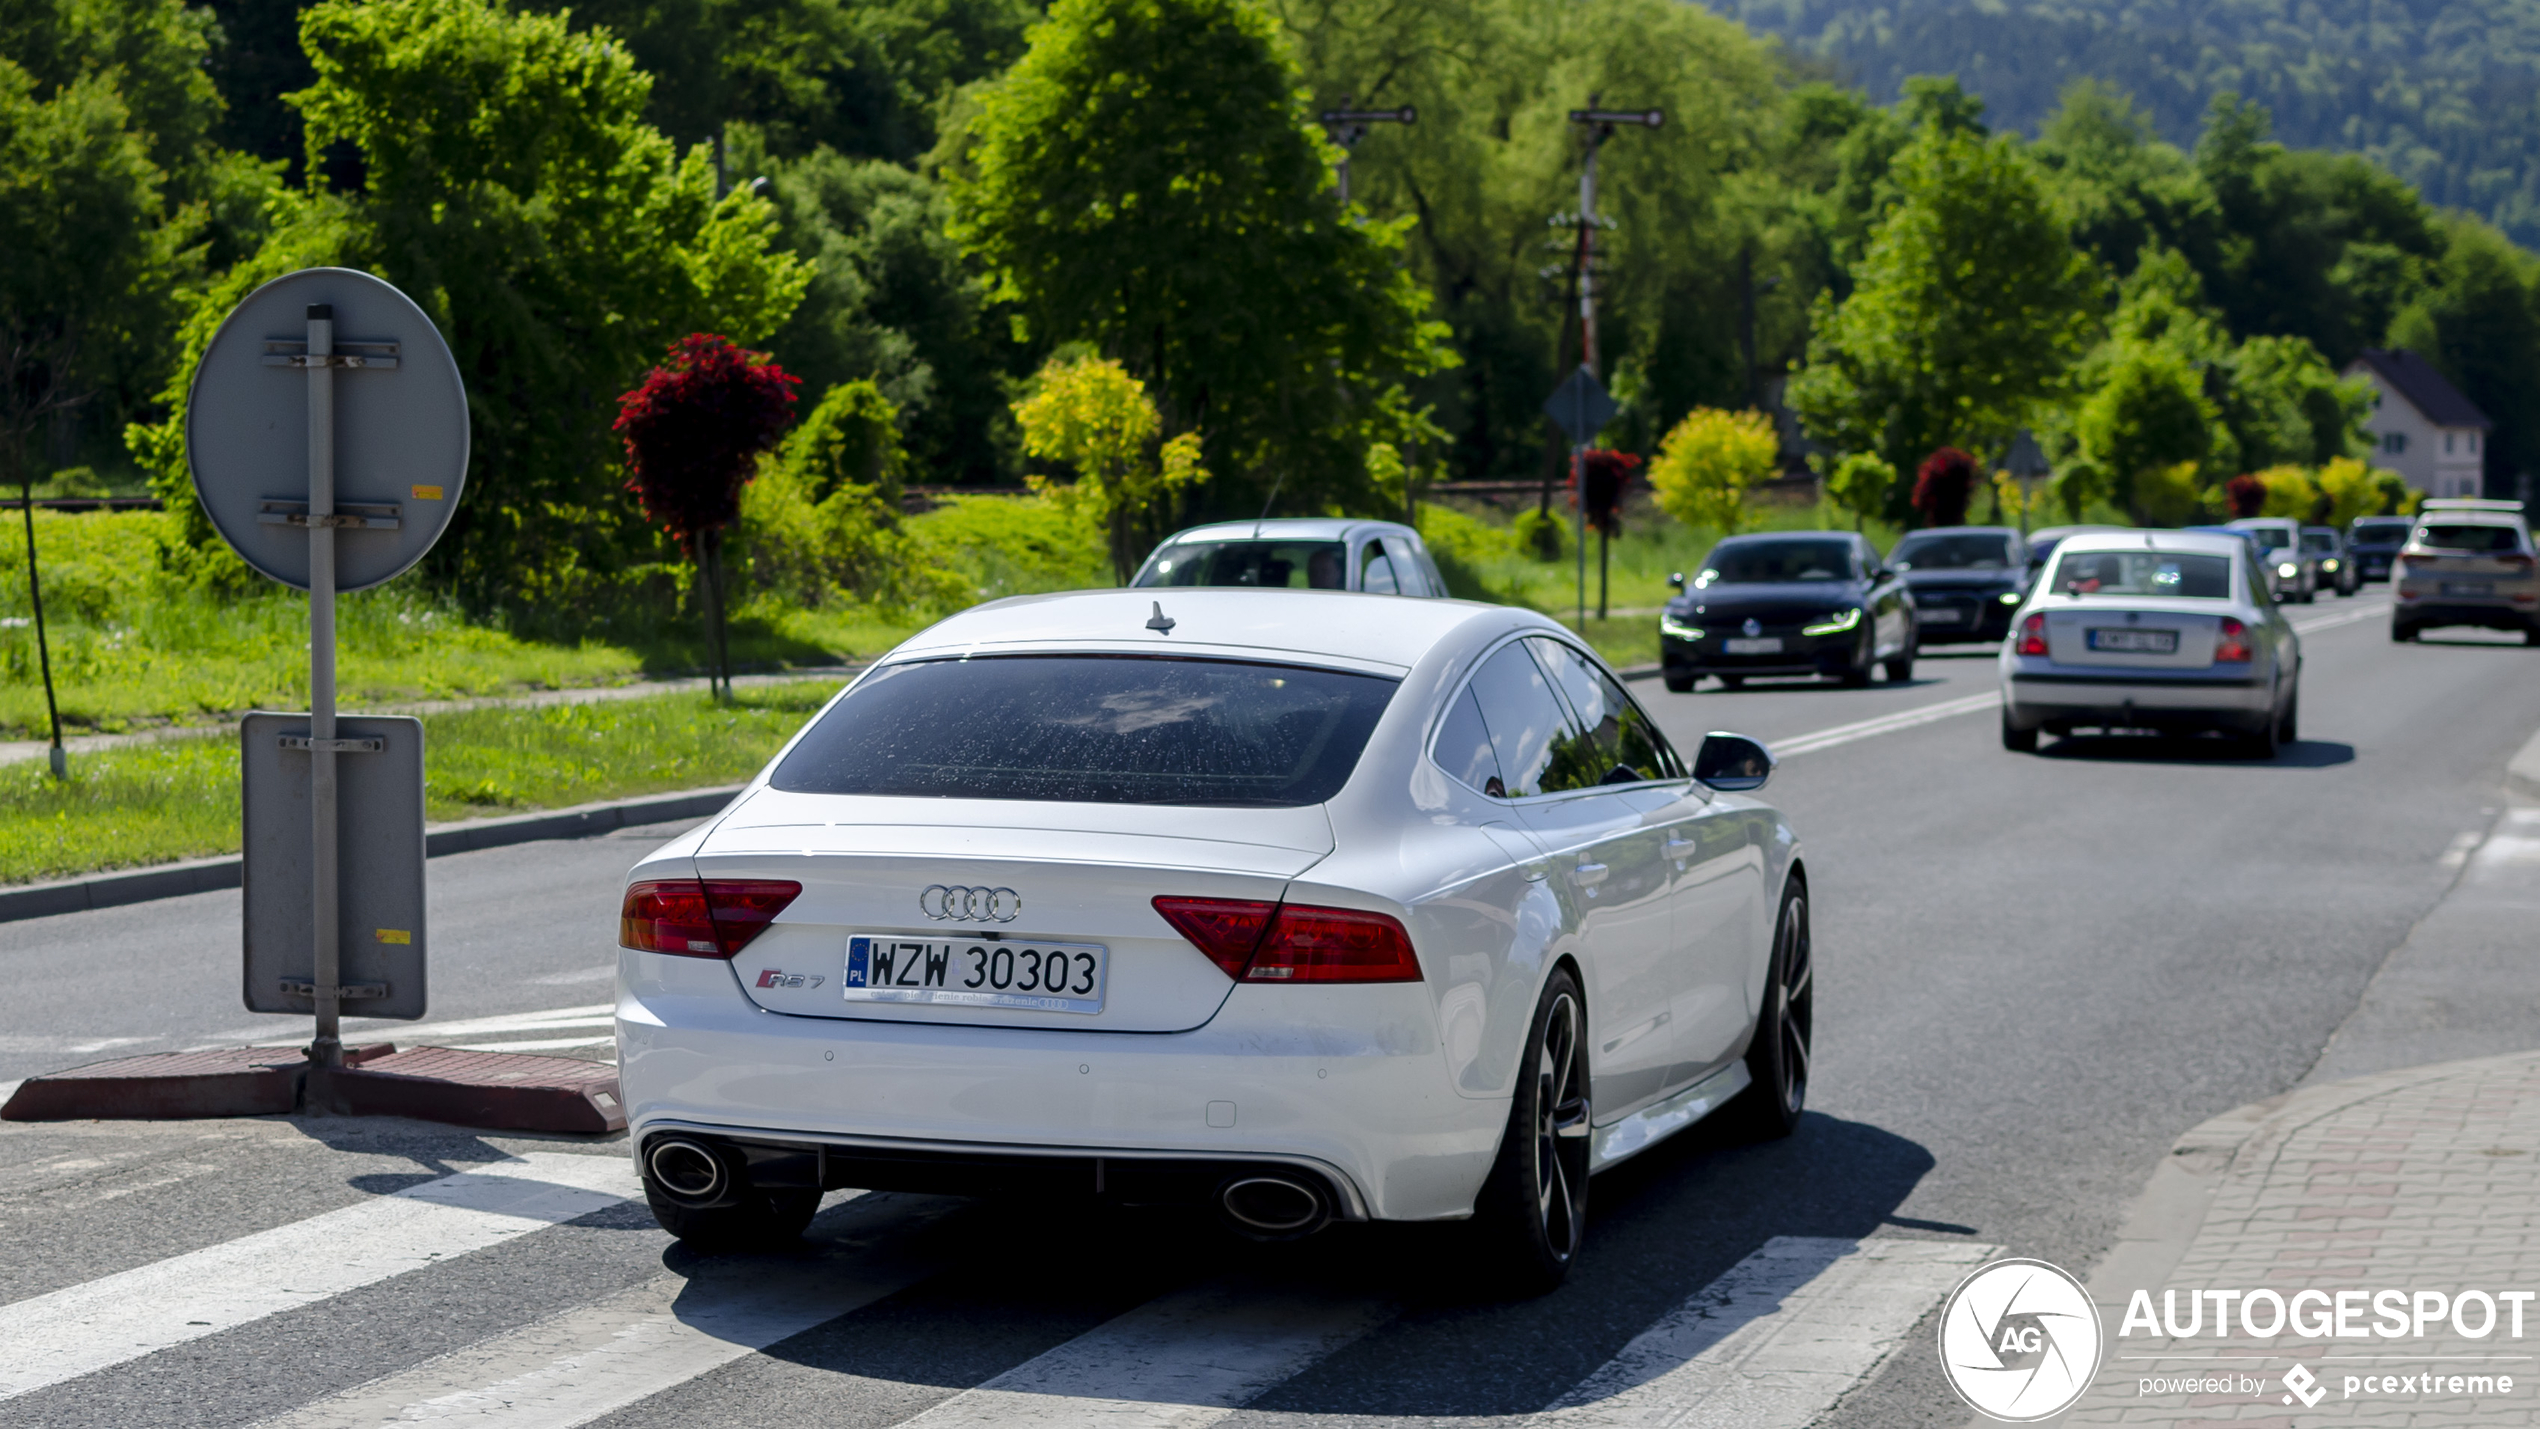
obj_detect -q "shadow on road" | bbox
[2040,733,2357,768]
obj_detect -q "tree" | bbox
[947,0,1450,513]
[616,334,799,698]
[1648,407,1776,533]
[1823,452,1894,531]
[129,0,812,621]
[1787,128,2102,517]
[2224,474,2266,518]
[2073,341,2214,522]
[1014,356,1209,582]
[0,61,183,775]
[740,378,966,615]
[1912,447,1977,526]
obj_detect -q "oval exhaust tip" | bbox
[1219,1175,1328,1238]
[646,1138,729,1204]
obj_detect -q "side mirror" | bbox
[1694,732,1776,792]
[1668,571,1686,592]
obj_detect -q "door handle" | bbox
[1571,862,1609,886]
[1663,837,1696,859]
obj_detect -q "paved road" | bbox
[5,589,2540,1428]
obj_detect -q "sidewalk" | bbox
[2057,782,2540,1424]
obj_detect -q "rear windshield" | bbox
[771,656,1398,806]
[2048,550,2233,599]
[2414,523,2526,553]
[1136,540,1347,589]
[1891,532,2014,570]
[2300,531,2337,553]
[2350,520,2411,541]
[2237,525,2297,552]
[1699,539,1855,585]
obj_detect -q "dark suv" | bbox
[2346,516,2413,583]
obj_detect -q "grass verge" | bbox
[0,680,844,886]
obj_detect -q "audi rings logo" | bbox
[918,884,1022,923]
[1938,1257,2103,1421]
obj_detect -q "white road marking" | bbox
[0,1080,19,1108]
[895,1280,1393,1429]
[1534,1235,1996,1428]
[0,1152,637,1402]
[2439,830,2486,869]
[2290,598,2391,635]
[248,1197,950,1429]
[1775,693,2001,756]
[228,1005,618,1051]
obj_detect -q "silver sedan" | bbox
[1999,530,2301,756]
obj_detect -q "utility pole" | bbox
[1318,98,1415,207]
[1563,102,1661,632]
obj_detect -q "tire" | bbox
[2277,690,2298,745]
[1717,674,1744,691]
[1726,879,1812,1140]
[2245,692,2282,759]
[2392,621,2416,643]
[2525,625,2540,648]
[643,1163,821,1252]
[1663,674,1696,693]
[1470,968,1592,1296]
[2001,706,2038,752]
[1884,655,1914,682]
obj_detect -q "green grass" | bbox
[0,680,843,886]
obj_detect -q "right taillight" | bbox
[2017,612,2048,656]
[2214,617,2252,663]
[620,878,802,958]
[1152,896,1422,984]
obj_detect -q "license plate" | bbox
[2441,581,2493,597]
[844,935,1107,1013]
[2086,627,2178,654]
[1723,637,1782,654]
[1918,607,1967,625]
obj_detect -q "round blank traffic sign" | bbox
[187,268,469,593]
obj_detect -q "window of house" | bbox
[2446,434,2455,453]
[2383,432,2408,454]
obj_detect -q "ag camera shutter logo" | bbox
[1939,1257,2104,1421]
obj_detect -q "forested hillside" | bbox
[1727,0,2540,245]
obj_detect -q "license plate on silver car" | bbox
[2086,627,2178,654]
[1723,637,1782,654]
[844,935,1107,1013]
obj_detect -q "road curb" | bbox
[0,784,745,925]
[2508,723,2540,800]
[2079,1049,2540,1315]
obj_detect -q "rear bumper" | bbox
[2004,671,2274,731]
[1908,597,2016,644]
[2393,600,2539,631]
[614,952,1502,1222]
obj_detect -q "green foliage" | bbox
[2073,342,2213,520]
[1014,356,1209,582]
[1648,408,1779,534]
[1788,126,2103,508]
[947,0,1452,513]
[125,0,811,625]
[739,379,967,614]
[904,492,1110,602]
[1823,451,1894,530]
[1511,508,1567,562]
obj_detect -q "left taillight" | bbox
[1152,896,1422,984]
[620,878,802,959]
[2016,612,2048,656]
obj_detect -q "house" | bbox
[2341,348,2491,499]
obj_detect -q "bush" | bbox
[1512,507,1567,561]
[1649,408,1777,533]
[739,380,964,617]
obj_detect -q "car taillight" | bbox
[2502,555,2536,575]
[2017,613,2048,656]
[2214,617,2252,663]
[1152,896,1422,984]
[620,878,802,958]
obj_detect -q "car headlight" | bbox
[2277,562,2298,578]
[1997,591,2021,604]
[1659,614,1704,641]
[2323,558,2340,571]
[1801,607,1863,636]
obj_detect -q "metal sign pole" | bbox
[306,303,342,1069]
[1573,441,1587,630]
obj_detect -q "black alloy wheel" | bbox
[1731,880,1812,1138]
[1473,968,1592,1295]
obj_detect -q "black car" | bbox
[2347,515,2412,582]
[1660,531,1917,692]
[1888,525,2028,644]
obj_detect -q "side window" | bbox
[1527,638,1679,784]
[1433,687,1503,796]
[1381,536,1431,596]
[1465,643,1571,798]
[1359,542,1400,594]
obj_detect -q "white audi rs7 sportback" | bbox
[615,588,1811,1291]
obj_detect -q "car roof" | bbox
[1713,530,1861,546]
[883,587,1550,674]
[1161,518,1412,544]
[1896,525,2019,538]
[2056,530,2249,557]
[2413,510,2526,526]
[2225,517,2298,529]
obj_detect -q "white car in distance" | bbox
[616,589,1809,1292]
[2000,530,2301,756]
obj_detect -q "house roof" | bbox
[2349,348,2493,430]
